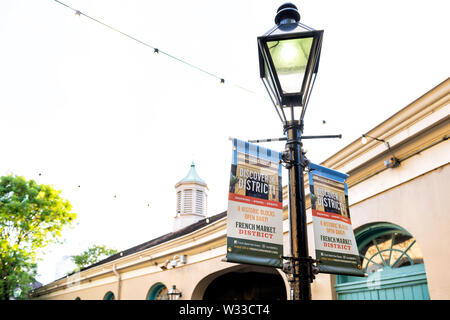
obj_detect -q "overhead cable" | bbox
[54,0,255,93]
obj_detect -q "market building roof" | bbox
[70,210,227,276]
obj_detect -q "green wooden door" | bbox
[335,223,430,300]
[336,264,429,300]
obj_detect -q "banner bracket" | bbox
[282,256,321,283]
[281,150,310,170]
[248,134,342,144]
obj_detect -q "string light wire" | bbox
[52,1,266,205]
[54,0,255,93]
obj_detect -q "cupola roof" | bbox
[176,161,207,187]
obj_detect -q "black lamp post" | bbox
[257,3,324,300]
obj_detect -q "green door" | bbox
[335,223,430,300]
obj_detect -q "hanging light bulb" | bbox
[361,135,368,144]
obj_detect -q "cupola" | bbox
[173,162,208,231]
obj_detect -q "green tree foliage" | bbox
[70,245,118,271]
[0,175,76,300]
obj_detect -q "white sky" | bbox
[0,0,448,285]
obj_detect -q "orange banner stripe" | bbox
[228,193,282,209]
[312,209,352,224]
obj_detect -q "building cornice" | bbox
[321,78,449,173]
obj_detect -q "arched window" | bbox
[358,227,424,274]
[335,222,430,300]
[147,283,168,300]
[103,291,115,300]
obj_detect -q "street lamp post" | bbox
[257,3,324,300]
[284,120,312,300]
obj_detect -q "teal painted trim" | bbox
[387,233,395,266]
[335,264,427,293]
[336,222,430,300]
[372,240,387,267]
[391,240,416,268]
[354,222,411,251]
[360,253,384,269]
[147,283,166,300]
[363,248,413,271]
[336,271,427,293]
[103,291,115,300]
[338,282,429,300]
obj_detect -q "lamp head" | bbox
[167,285,182,300]
[258,3,323,124]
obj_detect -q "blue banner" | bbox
[308,163,365,277]
[226,138,283,268]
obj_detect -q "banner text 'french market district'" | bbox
[308,163,365,277]
[226,138,283,268]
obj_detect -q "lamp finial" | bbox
[275,3,300,25]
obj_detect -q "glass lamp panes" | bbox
[260,46,282,109]
[267,37,313,94]
[258,27,322,112]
